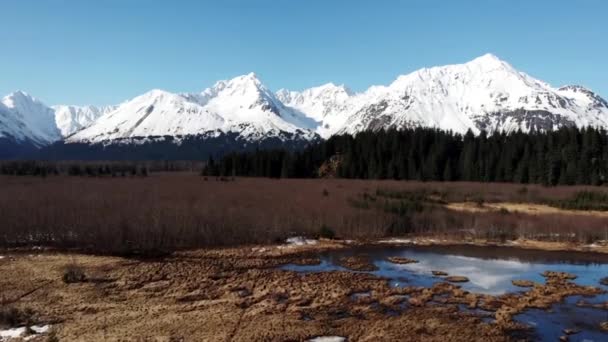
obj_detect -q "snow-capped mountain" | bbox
[278,54,608,136]
[0,92,118,157]
[66,73,318,144]
[0,91,61,147]
[2,53,608,159]
[53,105,117,137]
[276,83,353,138]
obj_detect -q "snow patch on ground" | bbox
[377,238,414,244]
[0,325,50,341]
[584,240,607,248]
[0,256,5,260]
[307,337,346,342]
[285,237,318,246]
[277,237,319,249]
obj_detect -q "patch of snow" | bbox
[307,337,346,342]
[30,325,50,334]
[0,325,50,341]
[285,237,318,246]
[377,238,413,244]
[0,256,5,259]
[0,327,26,340]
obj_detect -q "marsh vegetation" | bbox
[1,173,607,256]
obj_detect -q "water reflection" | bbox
[281,244,608,341]
[516,296,608,342]
[282,245,608,295]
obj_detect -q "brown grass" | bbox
[1,174,607,254]
[0,248,516,341]
[1,245,603,341]
[446,202,608,217]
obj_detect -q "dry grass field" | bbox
[2,242,603,341]
[2,175,608,341]
[447,202,608,217]
[1,173,608,255]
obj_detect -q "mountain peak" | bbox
[467,53,509,69]
[558,85,608,109]
[143,88,173,97]
[1,90,61,146]
[53,104,118,137]
[558,84,592,92]
[4,90,35,103]
[391,53,516,90]
[10,90,30,96]
[226,72,261,83]
[316,82,353,96]
[5,55,608,153]
[211,73,272,99]
[276,83,353,103]
[2,90,49,112]
[474,52,501,61]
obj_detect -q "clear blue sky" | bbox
[0,0,606,106]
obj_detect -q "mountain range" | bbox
[2,54,607,159]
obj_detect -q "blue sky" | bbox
[0,0,606,105]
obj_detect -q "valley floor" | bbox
[2,174,608,253]
[2,240,608,341]
[2,175,608,340]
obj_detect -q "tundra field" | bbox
[1,173,608,254]
[2,174,608,341]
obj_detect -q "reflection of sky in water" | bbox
[282,260,346,273]
[282,247,608,295]
[374,253,536,295]
[281,246,608,341]
[515,296,608,342]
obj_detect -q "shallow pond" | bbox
[282,244,608,341]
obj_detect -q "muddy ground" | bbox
[0,242,605,341]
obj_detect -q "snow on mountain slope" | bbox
[67,73,319,144]
[0,91,61,146]
[67,89,226,143]
[53,105,117,137]
[197,73,318,136]
[0,102,18,140]
[280,54,608,136]
[276,83,352,138]
[4,53,608,153]
[0,92,113,148]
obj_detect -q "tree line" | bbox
[206,127,608,186]
[0,160,209,177]
[0,161,150,177]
